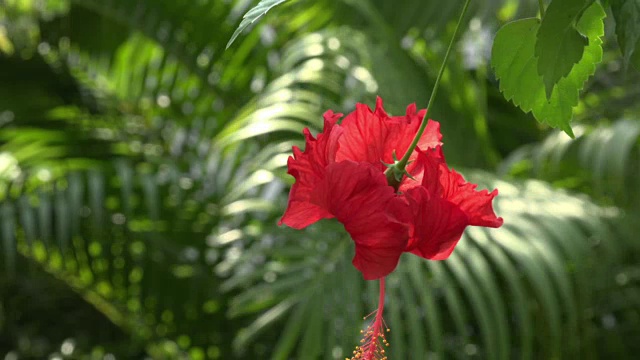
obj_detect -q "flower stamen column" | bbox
[350,278,389,360]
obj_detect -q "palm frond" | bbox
[0,143,275,354]
[500,119,640,209]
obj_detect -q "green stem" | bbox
[394,0,472,171]
[538,0,545,17]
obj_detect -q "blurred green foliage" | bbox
[0,0,639,359]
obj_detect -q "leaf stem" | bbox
[394,0,472,171]
[538,0,545,18]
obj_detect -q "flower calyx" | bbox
[382,151,413,191]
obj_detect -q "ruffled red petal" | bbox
[439,168,503,228]
[336,97,442,170]
[311,161,410,280]
[414,149,503,228]
[388,101,442,155]
[279,110,344,229]
[404,187,468,259]
[403,150,503,260]
[399,146,445,192]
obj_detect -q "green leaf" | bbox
[226,0,288,49]
[610,0,640,70]
[491,2,605,137]
[536,0,590,98]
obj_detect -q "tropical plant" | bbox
[1,0,639,359]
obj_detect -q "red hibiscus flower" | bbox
[279,97,503,280]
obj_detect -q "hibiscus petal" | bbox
[436,167,503,228]
[402,150,503,260]
[279,111,344,228]
[279,187,333,229]
[406,150,504,228]
[405,187,469,260]
[336,102,390,169]
[312,161,410,280]
[352,244,406,280]
[399,146,445,192]
[336,97,442,170]
[389,102,442,153]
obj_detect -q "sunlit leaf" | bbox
[535,0,590,98]
[491,2,605,136]
[226,0,288,49]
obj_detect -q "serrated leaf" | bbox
[610,0,640,70]
[491,2,605,137]
[226,0,288,49]
[535,0,590,98]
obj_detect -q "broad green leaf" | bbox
[226,0,288,49]
[610,0,640,70]
[536,0,590,98]
[491,2,605,137]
